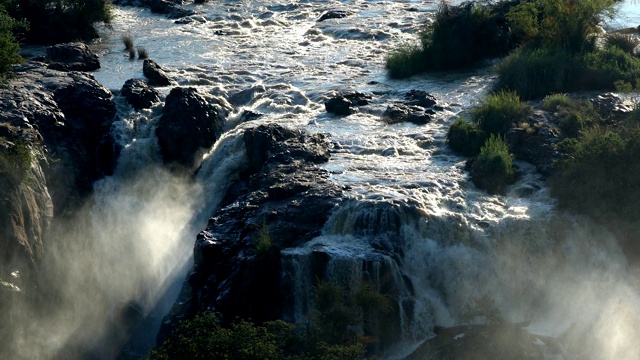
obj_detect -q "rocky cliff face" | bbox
[0,62,118,282]
[158,124,345,342]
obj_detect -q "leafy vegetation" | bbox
[151,281,391,360]
[0,0,111,44]
[386,0,521,78]
[0,139,32,189]
[471,134,516,194]
[551,127,640,223]
[471,90,532,135]
[541,94,603,137]
[447,118,486,156]
[0,5,25,80]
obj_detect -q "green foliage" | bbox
[472,90,532,135]
[122,34,134,51]
[575,46,640,90]
[0,6,24,80]
[541,94,602,137]
[385,44,424,79]
[2,0,111,44]
[605,33,639,55]
[447,118,486,156]
[136,46,148,60]
[386,0,521,78]
[551,127,640,222]
[254,223,273,256]
[471,134,515,194]
[0,139,32,186]
[496,47,575,99]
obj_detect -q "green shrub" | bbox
[605,33,639,55]
[387,0,522,78]
[496,47,575,99]
[472,90,532,135]
[471,135,516,194]
[0,139,32,186]
[575,46,640,90]
[385,44,424,79]
[551,127,640,222]
[0,7,25,80]
[2,0,111,44]
[121,34,133,51]
[447,118,486,156]
[254,223,273,256]
[541,95,602,137]
[136,46,148,60]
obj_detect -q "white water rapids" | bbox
[8,0,640,359]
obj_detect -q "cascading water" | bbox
[7,0,640,358]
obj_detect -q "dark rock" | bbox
[324,91,371,116]
[143,59,171,86]
[404,90,438,108]
[590,92,634,122]
[148,0,173,13]
[507,110,561,176]
[159,124,344,343]
[229,85,266,106]
[121,78,160,110]
[318,10,352,22]
[155,87,225,169]
[167,7,196,19]
[239,110,262,122]
[405,323,564,360]
[45,43,100,72]
[382,104,434,125]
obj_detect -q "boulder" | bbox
[45,42,100,72]
[318,10,352,22]
[143,59,171,86]
[324,91,371,116]
[404,89,438,108]
[159,124,344,342]
[121,78,160,110]
[507,110,561,176]
[155,87,225,169]
[590,92,634,123]
[382,104,435,125]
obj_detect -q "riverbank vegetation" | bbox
[150,281,391,360]
[0,0,111,79]
[388,0,639,100]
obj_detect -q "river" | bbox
[10,0,640,359]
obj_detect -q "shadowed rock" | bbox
[318,10,352,22]
[143,59,171,86]
[121,78,160,110]
[46,43,100,72]
[155,87,224,169]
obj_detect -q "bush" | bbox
[472,90,532,135]
[2,0,111,44]
[605,33,639,55]
[541,95,602,137]
[575,46,640,90]
[471,135,516,194]
[385,44,424,79]
[386,0,521,78]
[496,47,575,99]
[136,46,148,60]
[0,139,32,186]
[551,127,640,222]
[0,7,25,80]
[447,118,486,156]
[121,34,133,51]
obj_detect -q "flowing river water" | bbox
[9,0,640,359]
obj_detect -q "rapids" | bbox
[7,0,640,359]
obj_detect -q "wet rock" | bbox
[239,110,262,122]
[121,78,160,110]
[155,87,225,169]
[167,7,196,19]
[143,59,171,86]
[507,110,561,176]
[45,42,100,72]
[147,0,173,13]
[0,63,118,279]
[382,104,435,125]
[404,89,438,108]
[318,10,352,22]
[405,323,564,360]
[159,124,344,342]
[324,91,371,116]
[590,92,634,122]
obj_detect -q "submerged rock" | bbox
[45,42,100,72]
[318,10,352,22]
[159,124,344,342]
[143,59,172,86]
[324,91,372,116]
[155,87,225,169]
[121,78,160,110]
[382,90,445,125]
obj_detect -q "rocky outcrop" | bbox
[590,92,634,123]
[1,63,118,220]
[113,0,196,18]
[121,78,160,110]
[155,87,225,169]
[159,124,344,342]
[143,59,172,86]
[45,43,100,72]
[507,110,561,176]
[324,91,371,116]
[382,90,446,125]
